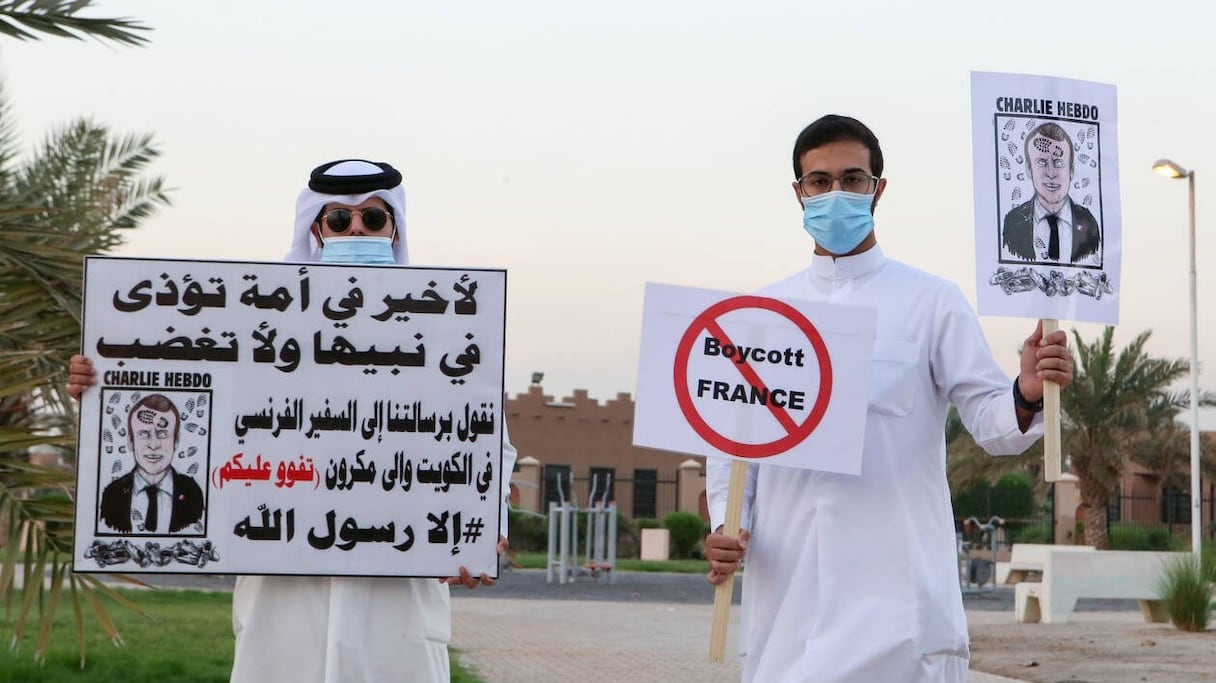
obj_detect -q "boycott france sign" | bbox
[633,283,876,474]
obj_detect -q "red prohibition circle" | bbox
[672,295,833,458]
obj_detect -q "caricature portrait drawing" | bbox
[98,393,205,534]
[1001,121,1102,267]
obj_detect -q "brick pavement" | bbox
[129,568,1032,681]
[452,598,741,682]
[450,595,1028,682]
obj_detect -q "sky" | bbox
[2,1,1214,426]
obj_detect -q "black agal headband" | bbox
[308,159,402,194]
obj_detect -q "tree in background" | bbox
[1064,327,1216,549]
[947,327,1216,550]
[947,405,1043,503]
[0,1,165,665]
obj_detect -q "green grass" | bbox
[450,650,484,683]
[0,588,483,682]
[1108,524,1183,551]
[513,551,708,574]
[0,589,232,683]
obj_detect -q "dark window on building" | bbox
[543,465,571,508]
[1107,485,1122,524]
[1162,487,1191,525]
[589,467,616,506]
[633,469,657,519]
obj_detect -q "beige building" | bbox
[504,385,1214,545]
[505,384,706,521]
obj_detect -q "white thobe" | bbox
[708,246,1042,683]
[230,433,517,683]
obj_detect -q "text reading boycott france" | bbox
[697,337,809,409]
[635,284,873,472]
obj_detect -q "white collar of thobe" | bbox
[809,243,886,282]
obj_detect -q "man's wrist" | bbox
[1012,377,1043,413]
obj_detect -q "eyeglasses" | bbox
[319,207,392,233]
[797,171,878,197]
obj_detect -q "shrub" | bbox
[991,473,1035,519]
[634,517,661,530]
[507,507,548,552]
[614,513,640,558]
[1157,554,1213,632]
[1203,543,1216,584]
[951,473,1035,520]
[663,511,710,559]
[1109,524,1178,551]
[952,481,990,519]
[1010,523,1052,545]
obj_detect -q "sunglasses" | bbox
[319,207,392,233]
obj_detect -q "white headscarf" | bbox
[284,159,409,265]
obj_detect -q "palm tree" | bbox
[1064,327,1216,549]
[948,328,1216,550]
[0,3,162,663]
[947,405,1045,500]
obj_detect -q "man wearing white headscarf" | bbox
[284,159,411,266]
[70,159,516,683]
[232,159,516,683]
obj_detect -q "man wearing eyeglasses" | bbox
[1001,122,1101,265]
[702,115,1074,682]
[70,159,516,683]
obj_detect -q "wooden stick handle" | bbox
[709,459,748,663]
[1041,319,1063,482]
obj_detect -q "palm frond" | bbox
[0,77,167,663]
[0,78,19,184]
[0,0,149,46]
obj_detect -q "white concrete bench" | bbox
[1002,543,1095,584]
[1014,549,1189,624]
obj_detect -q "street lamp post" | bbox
[1153,158,1201,557]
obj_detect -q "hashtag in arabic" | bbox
[462,518,485,543]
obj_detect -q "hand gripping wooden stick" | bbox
[709,459,748,663]
[1041,319,1062,482]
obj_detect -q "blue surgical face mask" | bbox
[320,236,395,264]
[801,190,875,255]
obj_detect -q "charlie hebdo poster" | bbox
[970,71,1122,324]
[72,256,506,578]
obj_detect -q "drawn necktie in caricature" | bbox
[1046,213,1060,261]
[145,486,159,531]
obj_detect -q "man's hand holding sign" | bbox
[1015,320,1075,431]
[635,284,877,662]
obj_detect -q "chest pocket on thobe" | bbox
[867,339,920,416]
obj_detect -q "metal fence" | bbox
[955,488,1215,560]
[955,482,1055,559]
[1107,490,1215,544]
[540,468,680,521]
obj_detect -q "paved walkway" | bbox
[451,595,1026,682]
[449,570,1033,682]
[135,568,1125,681]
